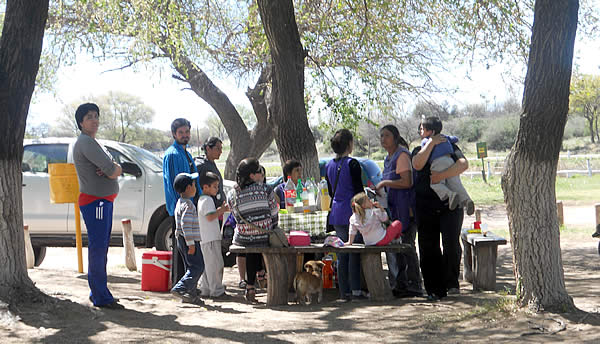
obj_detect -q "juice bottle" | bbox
[322,256,334,289]
[319,177,331,211]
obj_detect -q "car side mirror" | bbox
[22,162,31,172]
[121,162,142,178]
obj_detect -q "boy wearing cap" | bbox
[170,172,205,303]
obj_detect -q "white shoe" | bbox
[448,192,459,210]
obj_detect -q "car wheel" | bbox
[33,246,47,267]
[154,217,173,251]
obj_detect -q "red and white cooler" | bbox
[141,250,172,292]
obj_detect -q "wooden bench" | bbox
[229,244,414,306]
[461,229,507,291]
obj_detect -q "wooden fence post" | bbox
[24,224,34,269]
[556,201,564,226]
[121,219,137,271]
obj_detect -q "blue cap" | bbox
[173,172,199,193]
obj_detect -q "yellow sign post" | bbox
[476,142,488,183]
[48,163,83,273]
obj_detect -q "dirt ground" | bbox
[2,202,600,343]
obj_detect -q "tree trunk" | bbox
[587,116,595,143]
[592,116,600,143]
[501,0,578,312]
[162,46,274,180]
[0,0,49,303]
[257,0,320,180]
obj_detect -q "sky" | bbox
[27,35,599,132]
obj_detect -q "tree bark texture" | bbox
[501,0,578,312]
[257,0,320,180]
[0,0,49,302]
[161,46,274,180]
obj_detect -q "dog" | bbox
[293,260,325,305]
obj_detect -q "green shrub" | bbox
[444,117,486,142]
[482,115,519,150]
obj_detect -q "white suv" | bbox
[22,138,235,266]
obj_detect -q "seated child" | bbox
[347,192,403,246]
[197,172,230,298]
[275,159,302,209]
[420,116,475,215]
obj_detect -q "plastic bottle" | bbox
[283,176,296,211]
[318,177,331,211]
[302,187,310,212]
[322,256,334,289]
[296,179,303,203]
[293,179,304,212]
[306,178,317,211]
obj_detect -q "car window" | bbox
[106,147,140,177]
[106,147,133,165]
[23,144,68,173]
[120,144,163,172]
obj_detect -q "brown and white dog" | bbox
[293,260,325,305]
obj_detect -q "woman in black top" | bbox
[412,134,468,300]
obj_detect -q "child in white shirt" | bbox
[347,192,403,246]
[197,172,230,298]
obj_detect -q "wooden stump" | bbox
[462,238,473,283]
[263,253,291,306]
[360,252,392,301]
[472,244,499,291]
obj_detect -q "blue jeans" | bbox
[334,225,362,297]
[172,235,205,295]
[80,199,114,306]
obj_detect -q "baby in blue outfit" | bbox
[420,117,474,215]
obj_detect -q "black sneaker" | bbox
[447,287,460,295]
[393,288,423,298]
[351,294,369,302]
[593,224,600,238]
[97,301,125,310]
[171,289,196,303]
[336,295,352,303]
[426,294,441,302]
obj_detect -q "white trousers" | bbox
[199,240,225,297]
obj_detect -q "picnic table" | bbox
[461,229,507,291]
[229,243,414,306]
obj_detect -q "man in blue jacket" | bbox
[163,118,203,286]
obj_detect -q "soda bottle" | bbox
[296,179,303,204]
[283,176,296,210]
